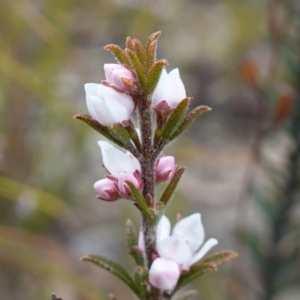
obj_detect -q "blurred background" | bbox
[0,0,299,299]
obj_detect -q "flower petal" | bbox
[149,258,180,291]
[189,238,218,266]
[172,213,204,252]
[98,141,140,175]
[85,83,134,126]
[152,69,168,107]
[93,178,120,201]
[157,236,191,266]
[156,215,171,243]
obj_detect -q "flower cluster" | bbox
[138,214,218,291]
[77,32,235,300]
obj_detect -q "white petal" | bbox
[104,64,123,82]
[157,236,192,266]
[138,230,145,252]
[149,258,180,291]
[151,69,167,107]
[85,83,115,125]
[189,238,218,266]
[156,215,171,243]
[98,141,140,175]
[172,213,204,252]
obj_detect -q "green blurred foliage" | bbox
[0,0,299,299]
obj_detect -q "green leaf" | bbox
[133,38,147,69]
[159,167,186,206]
[125,49,147,91]
[145,31,161,70]
[80,254,139,295]
[175,250,238,292]
[125,181,151,218]
[169,105,211,141]
[146,59,168,94]
[104,44,131,66]
[175,263,217,292]
[125,219,144,266]
[73,114,124,148]
[161,98,191,140]
[133,266,148,297]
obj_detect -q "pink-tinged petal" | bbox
[164,69,186,109]
[93,178,120,201]
[104,64,123,83]
[98,141,141,175]
[149,258,180,291]
[151,69,186,110]
[152,69,168,107]
[117,172,141,196]
[84,83,134,126]
[156,215,171,243]
[155,156,176,182]
[172,213,204,252]
[104,64,135,91]
[138,230,145,252]
[188,238,218,267]
[157,236,192,266]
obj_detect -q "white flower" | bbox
[85,83,135,126]
[147,213,218,291]
[152,68,186,110]
[93,141,142,199]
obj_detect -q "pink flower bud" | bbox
[117,171,143,197]
[93,178,120,201]
[104,64,135,91]
[152,68,186,111]
[85,83,135,126]
[149,257,180,291]
[155,156,176,183]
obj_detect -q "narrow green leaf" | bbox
[125,121,141,152]
[169,105,211,141]
[133,266,148,297]
[146,60,168,94]
[73,114,124,147]
[175,250,238,291]
[126,37,135,52]
[201,250,239,265]
[145,32,161,69]
[80,254,138,294]
[125,219,144,266]
[104,44,131,66]
[159,167,186,206]
[133,38,147,69]
[125,49,147,91]
[161,98,191,140]
[175,263,217,291]
[125,181,150,217]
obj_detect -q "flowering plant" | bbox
[75,32,237,300]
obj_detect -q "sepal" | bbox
[80,254,139,295]
[125,219,144,266]
[104,44,131,66]
[174,250,238,292]
[169,105,211,142]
